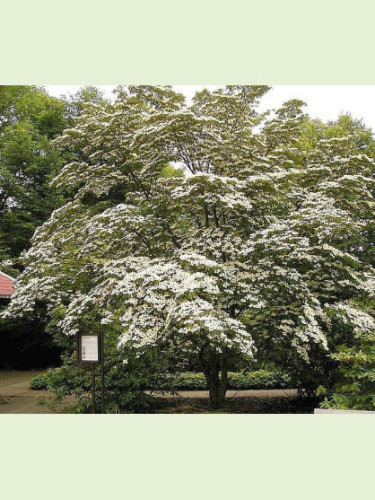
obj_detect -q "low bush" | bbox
[320,330,375,411]
[150,370,292,391]
[229,371,292,390]
[30,373,49,390]
[31,369,292,393]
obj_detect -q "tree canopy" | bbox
[3,85,375,408]
[0,86,70,267]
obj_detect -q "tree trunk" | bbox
[208,374,227,409]
[201,350,228,410]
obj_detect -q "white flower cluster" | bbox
[4,86,375,368]
[327,302,375,333]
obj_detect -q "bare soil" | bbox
[0,371,74,414]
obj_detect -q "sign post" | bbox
[91,364,96,414]
[100,326,105,414]
[78,332,101,413]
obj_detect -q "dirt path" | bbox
[149,389,297,399]
[0,370,71,414]
[0,370,298,414]
[0,370,47,397]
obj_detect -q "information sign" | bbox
[78,333,100,364]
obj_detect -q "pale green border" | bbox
[2,0,375,83]
[2,1,375,496]
[0,415,374,498]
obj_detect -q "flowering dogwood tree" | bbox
[4,86,375,408]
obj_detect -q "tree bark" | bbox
[201,349,228,410]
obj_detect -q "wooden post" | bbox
[92,364,96,414]
[100,326,105,414]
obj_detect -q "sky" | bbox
[45,85,375,132]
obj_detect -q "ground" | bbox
[0,371,312,413]
[0,371,70,414]
[152,389,313,414]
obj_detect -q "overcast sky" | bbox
[45,85,375,132]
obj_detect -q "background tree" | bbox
[0,85,109,270]
[0,86,68,367]
[0,86,69,268]
[0,85,110,369]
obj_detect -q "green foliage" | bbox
[149,370,292,391]
[29,325,176,413]
[0,85,111,370]
[0,123,65,259]
[39,363,158,414]
[0,85,109,266]
[4,86,375,408]
[30,373,49,390]
[320,328,375,411]
[63,86,108,121]
[0,86,69,264]
[159,164,184,178]
[32,369,293,393]
[0,86,68,135]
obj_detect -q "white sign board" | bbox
[81,335,99,362]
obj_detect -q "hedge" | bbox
[31,370,292,391]
[149,370,292,391]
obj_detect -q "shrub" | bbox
[320,330,375,411]
[32,369,292,395]
[30,373,49,390]
[228,370,292,390]
[148,370,292,391]
[30,327,177,413]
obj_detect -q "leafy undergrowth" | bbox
[30,370,293,392]
[153,396,317,414]
[39,393,317,414]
